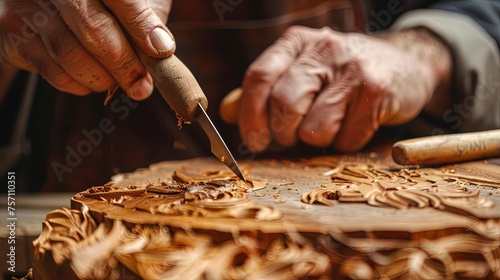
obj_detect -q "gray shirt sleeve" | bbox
[390,9,500,135]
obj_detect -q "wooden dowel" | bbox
[392,129,500,165]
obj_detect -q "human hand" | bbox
[0,0,174,100]
[234,26,451,152]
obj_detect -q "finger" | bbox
[27,3,115,92]
[298,63,362,148]
[0,2,91,95]
[333,82,381,152]
[40,25,115,93]
[239,26,311,152]
[268,68,321,148]
[52,0,153,100]
[149,0,173,22]
[102,0,175,58]
[271,29,341,146]
[7,34,92,95]
[269,32,341,147]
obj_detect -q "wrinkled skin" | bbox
[237,26,451,152]
[0,0,173,100]
[1,2,451,153]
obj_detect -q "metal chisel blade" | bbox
[196,103,245,181]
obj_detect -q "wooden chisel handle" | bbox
[137,52,208,122]
[392,129,500,165]
[219,87,242,124]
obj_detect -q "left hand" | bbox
[234,26,451,152]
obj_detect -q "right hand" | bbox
[0,0,174,100]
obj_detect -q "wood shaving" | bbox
[103,84,120,106]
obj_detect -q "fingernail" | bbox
[149,27,175,53]
[131,75,153,100]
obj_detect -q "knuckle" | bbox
[109,55,145,87]
[305,36,342,68]
[47,34,81,64]
[281,25,328,44]
[244,64,275,86]
[316,36,338,57]
[76,10,146,88]
[103,0,156,32]
[79,10,116,46]
[277,26,309,52]
[52,44,89,74]
[123,7,152,29]
[283,25,310,37]
[46,38,112,91]
[269,88,295,110]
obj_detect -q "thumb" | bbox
[103,0,175,58]
[149,0,172,23]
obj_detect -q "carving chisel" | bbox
[138,53,245,181]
